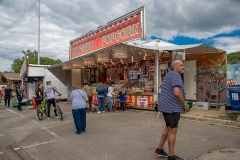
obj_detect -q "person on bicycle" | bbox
[35,82,46,112]
[44,81,61,119]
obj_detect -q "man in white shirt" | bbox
[107,83,116,112]
[44,81,61,119]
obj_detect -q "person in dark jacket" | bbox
[96,82,106,113]
[4,86,12,107]
[16,84,26,111]
[117,89,128,112]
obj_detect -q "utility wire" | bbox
[0,0,39,34]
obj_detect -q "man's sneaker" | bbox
[102,111,105,113]
[97,111,101,113]
[47,117,50,120]
[167,155,184,160]
[55,116,59,119]
[154,148,168,158]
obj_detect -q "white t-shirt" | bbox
[107,86,115,97]
[44,85,57,99]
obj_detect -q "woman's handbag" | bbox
[36,97,43,105]
[77,90,89,109]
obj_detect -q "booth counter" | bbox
[92,92,156,110]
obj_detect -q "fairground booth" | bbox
[48,6,227,110]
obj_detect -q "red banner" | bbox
[71,14,142,58]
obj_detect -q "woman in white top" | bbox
[107,83,116,112]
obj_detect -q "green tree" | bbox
[227,51,240,63]
[11,50,62,73]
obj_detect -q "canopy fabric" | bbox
[47,65,70,86]
[125,41,225,54]
[125,42,200,52]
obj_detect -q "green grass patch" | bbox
[226,113,238,121]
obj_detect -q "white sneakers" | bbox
[102,111,105,113]
[55,116,59,119]
[97,111,101,113]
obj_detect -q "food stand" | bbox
[47,6,227,111]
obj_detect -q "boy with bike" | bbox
[44,81,62,119]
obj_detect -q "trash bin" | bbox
[228,85,240,111]
[32,96,38,109]
[186,102,193,108]
[12,99,18,108]
[25,100,33,106]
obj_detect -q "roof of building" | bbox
[1,73,21,82]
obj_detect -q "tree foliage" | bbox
[227,51,240,63]
[11,49,62,73]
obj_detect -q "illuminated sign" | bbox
[72,60,83,69]
[96,51,109,62]
[83,57,95,66]
[70,6,146,59]
[113,47,127,58]
[62,63,72,70]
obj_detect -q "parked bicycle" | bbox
[56,94,63,121]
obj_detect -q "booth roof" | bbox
[124,40,225,54]
[47,40,226,85]
[1,73,21,82]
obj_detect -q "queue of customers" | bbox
[95,82,128,113]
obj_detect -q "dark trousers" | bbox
[5,97,10,107]
[17,96,23,110]
[72,108,86,134]
[88,95,92,111]
[120,102,126,111]
[47,98,57,118]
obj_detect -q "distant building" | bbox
[1,73,21,89]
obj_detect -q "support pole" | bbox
[38,0,40,65]
[154,49,160,102]
[182,49,186,61]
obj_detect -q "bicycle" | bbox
[37,97,47,121]
[56,94,63,121]
[37,94,63,121]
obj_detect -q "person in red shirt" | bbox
[0,87,4,102]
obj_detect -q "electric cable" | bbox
[0,0,39,34]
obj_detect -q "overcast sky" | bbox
[0,0,240,72]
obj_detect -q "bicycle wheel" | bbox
[37,105,43,121]
[57,105,63,121]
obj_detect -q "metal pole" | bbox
[38,0,40,65]
[154,40,160,103]
[182,49,186,61]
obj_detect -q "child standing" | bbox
[117,89,128,112]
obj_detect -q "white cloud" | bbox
[212,36,240,54]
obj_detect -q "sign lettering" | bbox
[71,15,142,58]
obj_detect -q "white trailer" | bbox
[26,64,68,100]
